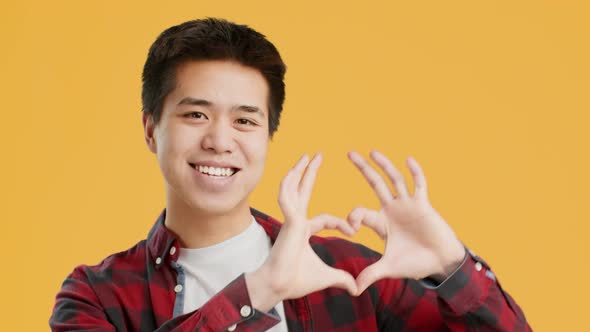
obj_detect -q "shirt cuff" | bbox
[198,273,281,331]
[418,247,496,315]
[418,247,469,289]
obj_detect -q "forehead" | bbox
[169,60,270,113]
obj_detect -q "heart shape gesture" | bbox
[248,151,467,311]
[346,150,466,294]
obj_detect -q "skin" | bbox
[142,59,466,312]
[143,60,271,248]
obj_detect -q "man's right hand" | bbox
[245,153,358,312]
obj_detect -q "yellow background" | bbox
[1,1,588,330]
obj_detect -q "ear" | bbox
[142,112,158,154]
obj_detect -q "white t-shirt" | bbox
[176,216,288,331]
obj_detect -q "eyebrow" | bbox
[177,97,265,117]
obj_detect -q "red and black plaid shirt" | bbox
[50,208,531,331]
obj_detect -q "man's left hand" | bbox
[346,150,467,295]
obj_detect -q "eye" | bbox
[236,118,256,126]
[185,112,207,119]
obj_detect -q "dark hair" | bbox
[141,18,287,137]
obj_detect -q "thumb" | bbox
[322,266,358,297]
[355,259,390,295]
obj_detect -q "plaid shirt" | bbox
[50,208,531,331]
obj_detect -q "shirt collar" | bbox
[146,207,283,268]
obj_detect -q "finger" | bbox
[356,259,390,295]
[406,156,428,199]
[323,266,358,297]
[348,151,394,205]
[370,150,409,198]
[309,214,356,237]
[347,207,386,239]
[347,207,365,232]
[290,154,311,188]
[299,153,323,204]
[279,154,309,204]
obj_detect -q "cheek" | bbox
[242,136,269,170]
[156,126,193,167]
[248,139,269,162]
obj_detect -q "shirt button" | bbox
[155,257,162,265]
[240,305,252,317]
[227,323,237,331]
[475,262,483,271]
[174,284,183,293]
[170,246,177,255]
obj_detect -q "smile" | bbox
[188,163,240,177]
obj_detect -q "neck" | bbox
[163,191,253,249]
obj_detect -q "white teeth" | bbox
[195,165,235,177]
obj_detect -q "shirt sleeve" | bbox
[49,267,280,332]
[421,247,531,330]
[377,247,532,331]
[155,273,281,332]
[49,266,116,332]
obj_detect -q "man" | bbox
[50,18,531,331]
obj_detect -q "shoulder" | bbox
[62,239,148,289]
[51,240,151,328]
[309,235,382,277]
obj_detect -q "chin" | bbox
[186,194,246,217]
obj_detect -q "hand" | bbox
[247,153,358,312]
[347,150,466,295]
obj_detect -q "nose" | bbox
[201,119,235,154]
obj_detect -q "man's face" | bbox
[143,60,270,216]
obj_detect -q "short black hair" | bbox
[141,17,287,137]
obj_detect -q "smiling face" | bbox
[143,60,271,217]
